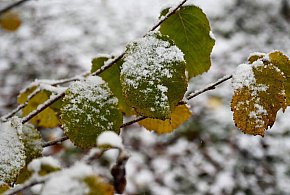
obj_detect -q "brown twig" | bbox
[21,92,65,124]
[0,0,31,16]
[3,176,48,195]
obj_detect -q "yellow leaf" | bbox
[84,175,114,195]
[231,60,286,136]
[0,182,10,193]
[0,11,21,31]
[18,87,60,128]
[139,104,191,134]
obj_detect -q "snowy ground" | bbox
[1,0,290,194]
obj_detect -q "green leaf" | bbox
[159,5,215,78]
[21,124,43,163]
[18,87,61,128]
[231,60,286,136]
[91,57,134,115]
[16,123,43,184]
[60,76,123,149]
[120,32,187,119]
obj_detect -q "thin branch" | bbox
[3,176,48,195]
[21,92,65,124]
[120,116,147,128]
[1,88,41,122]
[41,135,69,147]
[186,74,233,100]
[150,0,187,31]
[0,0,31,16]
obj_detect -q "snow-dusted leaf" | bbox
[60,76,123,148]
[21,124,42,163]
[16,123,43,183]
[121,32,187,119]
[248,51,290,106]
[159,5,215,78]
[0,119,26,184]
[91,56,134,115]
[0,11,21,32]
[268,51,290,105]
[231,60,286,136]
[41,163,114,195]
[139,104,191,134]
[18,87,60,128]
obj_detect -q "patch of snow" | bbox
[97,131,123,149]
[232,64,255,91]
[28,156,61,173]
[40,163,93,195]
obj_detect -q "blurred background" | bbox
[1,0,290,194]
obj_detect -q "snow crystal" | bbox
[40,163,93,195]
[96,131,123,149]
[28,156,61,173]
[232,64,255,91]
[0,120,26,184]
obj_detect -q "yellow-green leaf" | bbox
[231,60,286,136]
[268,51,290,105]
[18,87,60,128]
[60,76,123,149]
[159,6,215,78]
[0,11,21,31]
[139,105,191,134]
[121,32,187,120]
